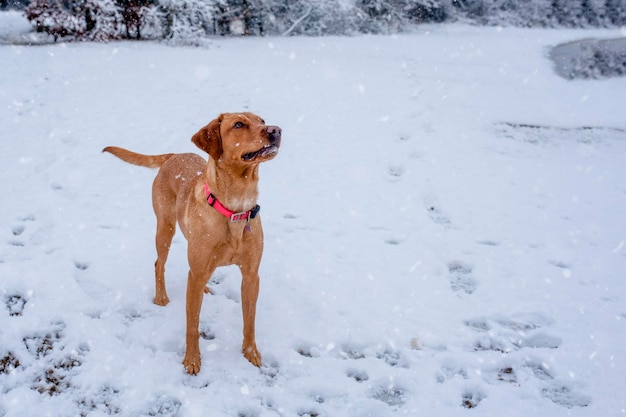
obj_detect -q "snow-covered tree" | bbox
[580,0,605,26]
[116,0,155,39]
[477,0,553,26]
[448,0,626,27]
[81,0,123,40]
[267,0,361,36]
[450,0,487,20]
[208,0,363,37]
[159,0,212,43]
[25,0,81,40]
[551,0,584,26]
[522,0,556,26]
[25,0,120,40]
[25,0,164,40]
[354,0,410,33]
[406,0,449,23]
[606,0,626,25]
[212,0,257,35]
[136,4,162,38]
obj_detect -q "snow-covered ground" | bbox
[1,12,626,417]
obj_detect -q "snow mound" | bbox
[550,37,626,79]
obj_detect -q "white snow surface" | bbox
[2,13,626,417]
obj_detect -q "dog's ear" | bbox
[192,116,223,161]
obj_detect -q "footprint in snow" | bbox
[121,308,145,323]
[260,356,280,382]
[295,344,319,358]
[239,407,262,417]
[199,324,216,341]
[309,392,325,404]
[384,237,402,246]
[447,261,478,295]
[460,314,589,407]
[465,313,561,353]
[141,395,181,417]
[337,343,367,360]
[74,264,116,302]
[7,214,52,249]
[297,408,322,417]
[20,321,90,397]
[8,216,32,247]
[31,355,82,396]
[73,260,90,271]
[4,293,27,316]
[346,368,369,383]
[19,214,36,222]
[387,163,405,181]
[423,194,452,227]
[436,364,468,383]
[77,386,121,416]
[0,352,21,374]
[23,321,66,359]
[523,359,554,381]
[541,385,591,408]
[461,389,486,409]
[299,342,407,369]
[482,364,518,385]
[477,239,499,246]
[369,382,408,407]
[549,259,571,270]
[12,224,25,236]
[376,346,409,368]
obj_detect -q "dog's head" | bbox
[192,113,281,165]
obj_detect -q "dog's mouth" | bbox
[241,144,279,162]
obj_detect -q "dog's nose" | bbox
[267,126,282,144]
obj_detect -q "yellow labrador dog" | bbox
[103,112,281,374]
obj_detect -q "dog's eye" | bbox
[233,121,245,129]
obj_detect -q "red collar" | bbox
[204,183,260,222]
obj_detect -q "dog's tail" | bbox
[102,146,175,169]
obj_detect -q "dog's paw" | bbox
[183,353,201,375]
[154,294,170,306]
[243,344,262,368]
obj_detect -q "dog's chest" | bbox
[189,217,257,264]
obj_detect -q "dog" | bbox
[103,112,281,374]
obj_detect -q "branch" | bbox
[282,7,312,36]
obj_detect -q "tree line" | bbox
[13,0,626,42]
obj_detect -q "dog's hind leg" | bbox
[152,177,177,306]
[154,217,175,306]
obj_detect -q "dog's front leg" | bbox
[183,268,211,375]
[240,267,262,367]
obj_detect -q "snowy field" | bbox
[1,11,626,417]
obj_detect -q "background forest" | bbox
[2,0,626,42]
